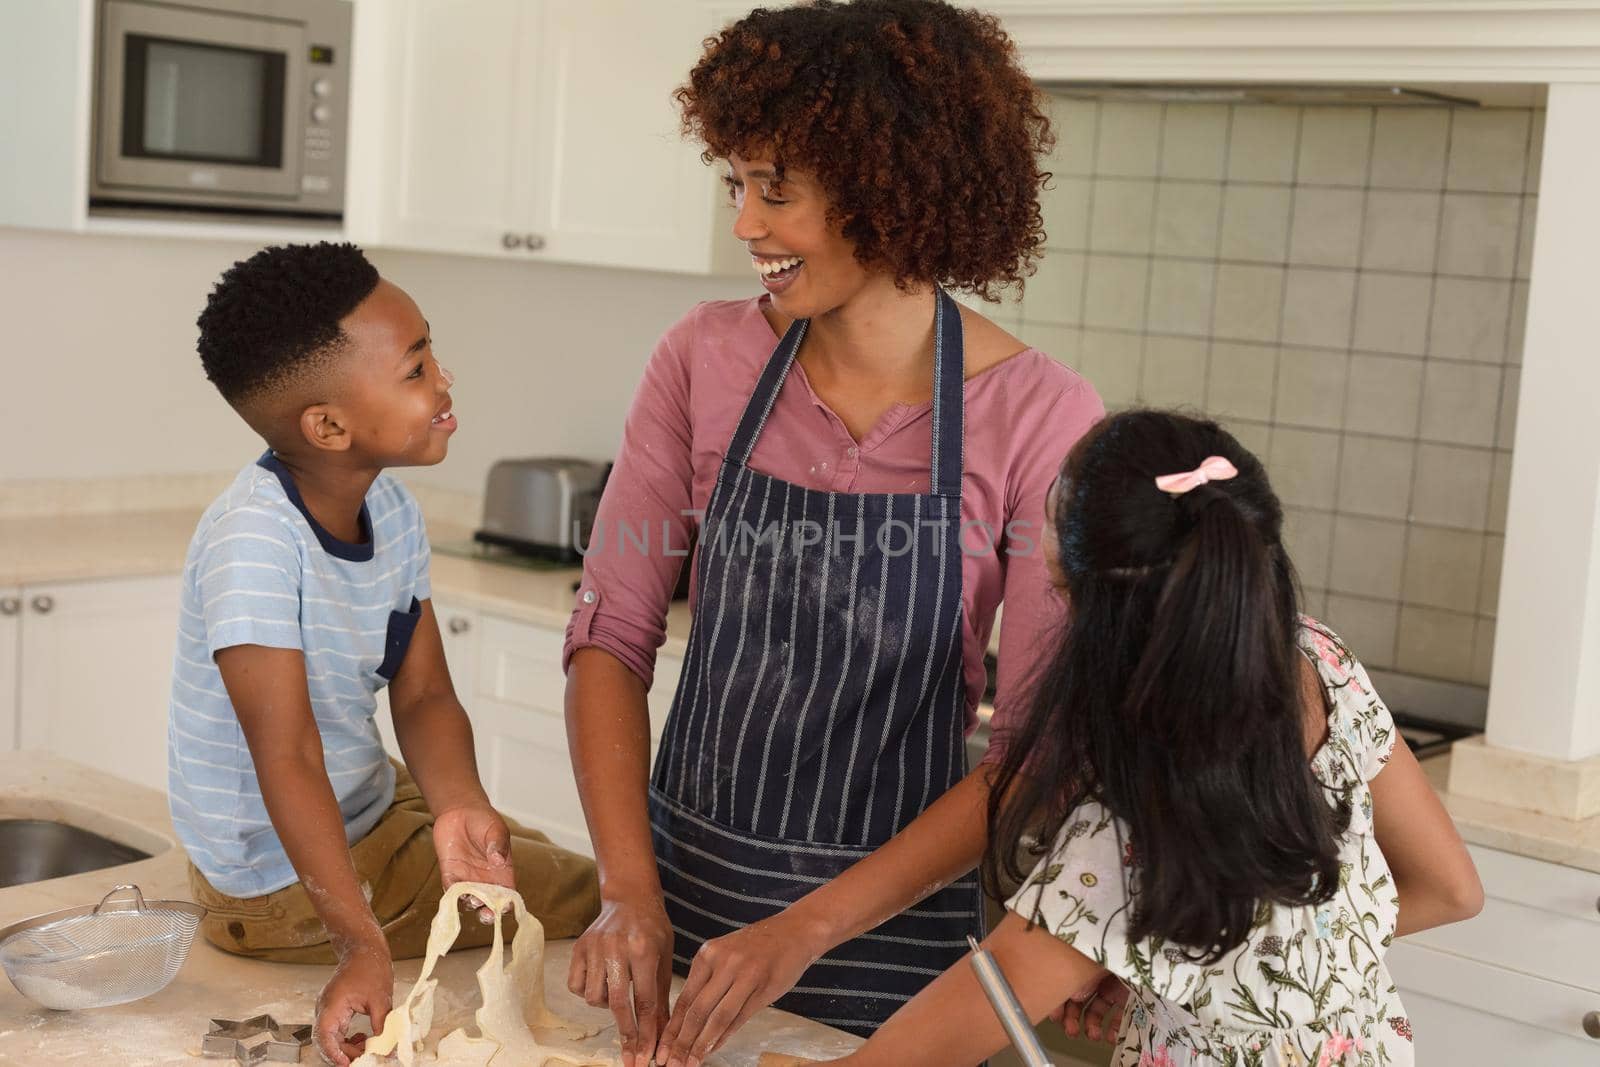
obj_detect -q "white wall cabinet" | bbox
[13,575,181,793]
[0,589,21,751]
[1388,843,1600,1062]
[355,0,744,274]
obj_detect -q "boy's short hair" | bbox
[197,242,380,407]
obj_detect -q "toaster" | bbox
[474,457,610,563]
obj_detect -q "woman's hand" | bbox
[314,940,394,1066]
[657,912,825,1067]
[567,891,676,1067]
[1049,971,1127,1044]
[432,802,516,923]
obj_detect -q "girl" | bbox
[792,410,1483,1066]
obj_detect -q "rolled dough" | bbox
[756,1056,822,1066]
[352,882,612,1067]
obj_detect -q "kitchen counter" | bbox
[3,509,1599,876]
[0,754,860,1066]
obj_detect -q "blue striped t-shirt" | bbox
[168,452,431,897]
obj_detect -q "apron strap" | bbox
[724,290,967,499]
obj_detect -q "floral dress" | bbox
[1005,619,1411,1067]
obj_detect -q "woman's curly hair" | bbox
[676,0,1054,302]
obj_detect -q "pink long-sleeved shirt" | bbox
[562,296,1104,753]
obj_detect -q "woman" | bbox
[561,3,1104,1065]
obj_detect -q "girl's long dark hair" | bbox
[983,410,1348,963]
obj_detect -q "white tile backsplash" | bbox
[1269,427,1341,509]
[1207,341,1278,420]
[1040,175,1091,251]
[1446,109,1532,194]
[1140,335,1209,408]
[1050,97,1099,176]
[1337,434,1413,520]
[1090,178,1157,253]
[1403,525,1487,612]
[1354,272,1432,356]
[1296,108,1372,186]
[1428,277,1512,363]
[1022,250,1085,325]
[1282,268,1357,349]
[1096,101,1163,177]
[1370,109,1449,190]
[1411,443,1492,529]
[1153,181,1223,257]
[1274,346,1348,430]
[1227,106,1300,183]
[1344,354,1423,437]
[1146,259,1216,336]
[1219,184,1293,262]
[1029,94,1536,691]
[1289,188,1365,268]
[1360,191,1441,273]
[1213,263,1285,342]
[1437,194,1521,278]
[1418,361,1502,447]
[1160,104,1229,180]
[1082,255,1149,331]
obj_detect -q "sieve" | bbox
[0,884,205,1010]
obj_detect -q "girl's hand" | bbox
[1050,972,1128,1043]
[657,913,825,1067]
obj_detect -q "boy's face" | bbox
[323,279,456,468]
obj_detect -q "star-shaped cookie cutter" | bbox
[201,1014,314,1064]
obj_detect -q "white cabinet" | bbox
[361,0,743,274]
[375,597,481,760]
[374,600,681,857]
[1388,843,1600,1063]
[14,575,181,793]
[470,613,680,856]
[0,590,20,750]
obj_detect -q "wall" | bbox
[1001,96,1540,690]
[0,226,754,495]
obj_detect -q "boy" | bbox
[170,242,599,1066]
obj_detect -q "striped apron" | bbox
[648,288,980,1035]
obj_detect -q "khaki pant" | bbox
[188,762,600,963]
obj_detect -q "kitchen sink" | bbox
[0,819,152,889]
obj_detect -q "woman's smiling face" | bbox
[724,154,877,319]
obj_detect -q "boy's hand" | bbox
[315,941,394,1066]
[433,803,516,923]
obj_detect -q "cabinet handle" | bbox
[502,232,523,250]
[523,234,546,251]
[0,597,19,616]
[447,616,471,635]
[1584,1011,1600,1039]
[30,595,54,615]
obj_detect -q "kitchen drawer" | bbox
[1405,846,1600,992]
[479,613,679,740]
[1395,986,1598,1065]
[1465,843,1600,925]
[479,615,566,714]
[474,697,591,858]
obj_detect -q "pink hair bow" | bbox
[1154,456,1238,495]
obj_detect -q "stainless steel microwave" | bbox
[90,0,351,221]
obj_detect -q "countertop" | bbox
[3,508,1599,875]
[0,754,861,1066]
